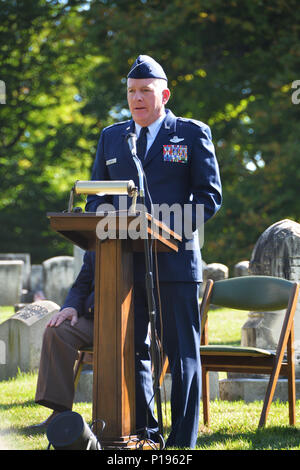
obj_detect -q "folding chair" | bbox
[74,346,169,390]
[200,275,299,428]
[74,346,93,389]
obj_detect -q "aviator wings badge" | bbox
[170,136,184,143]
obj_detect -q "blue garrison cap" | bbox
[127,55,167,81]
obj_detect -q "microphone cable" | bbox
[126,132,166,442]
[141,159,168,443]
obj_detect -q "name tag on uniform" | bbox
[106,158,117,166]
[163,145,188,163]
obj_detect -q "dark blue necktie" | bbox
[137,127,148,159]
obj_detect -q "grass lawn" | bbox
[0,306,14,324]
[1,305,300,451]
[1,371,300,451]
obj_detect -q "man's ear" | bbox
[162,88,171,105]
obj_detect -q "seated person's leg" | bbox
[35,312,93,421]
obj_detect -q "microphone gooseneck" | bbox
[126,132,144,197]
[126,132,138,156]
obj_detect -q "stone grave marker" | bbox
[234,260,249,277]
[243,219,300,353]
[0,300,59,380]
[220,219,300,402]
[43,256,74,306]
[0,253,31,290]
[203,263,229,283]
[0,260,24,306]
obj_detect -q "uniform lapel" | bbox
[143,110,177,168]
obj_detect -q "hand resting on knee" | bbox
[47,307,78,328]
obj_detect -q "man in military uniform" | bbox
[35,55,222,449]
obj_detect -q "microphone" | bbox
[126,133,137,157]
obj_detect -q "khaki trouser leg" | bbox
[35,317,94,411]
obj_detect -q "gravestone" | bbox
[199,260,207,296]
[203,263,228,283]
[220,219,300,402]
[30,265,44,294]
[0,300,59,380]
[73,246,84,279]
[0,253,31,290]
[234,260,249,277]
[243,219,300,354]
[74,371,220,403]
[0,339,5,365]
[43,256,75,306]
[0,260,24,306]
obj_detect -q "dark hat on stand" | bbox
[127,55,167,81]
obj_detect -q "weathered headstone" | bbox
[220,219,300,402]
[74,370,220,403]
[203,263,229,283]
[30,264,44,293]
[0,300,59,380]
[0,260,24,306]
[233,260,249,277]
[243,219,300,354]
[0,253,31,290]
[43,256,75,305]
[219,377,299,403]
[73,246,84,279]
[0,339,5,365]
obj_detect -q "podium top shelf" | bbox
[47,211,181,253]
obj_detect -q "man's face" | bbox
[127,78,170,127]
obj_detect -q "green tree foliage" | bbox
[1,0,299,267]
[0,0,100,261]
[80,0,300,267]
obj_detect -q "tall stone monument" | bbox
[220,219,300,402]
[242,219,300,357]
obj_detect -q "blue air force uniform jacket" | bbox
[62,250,95,318]
[85,109,222,283]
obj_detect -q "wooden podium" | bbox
[47,211,180,448]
